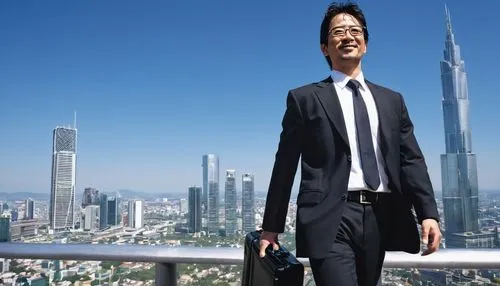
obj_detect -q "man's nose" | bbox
[344,30,355,40]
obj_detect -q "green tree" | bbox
[124,267,155,281]
[101,261,121,270]
[9,260,26,274]
[61,274,91,283]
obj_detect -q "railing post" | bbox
[155,262,177,286]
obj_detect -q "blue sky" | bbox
[1,0,499,196]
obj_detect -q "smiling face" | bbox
[321,13,367,74]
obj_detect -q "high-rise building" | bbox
[25,198,34,220]
[49,126,77,231]
[225,170,237,236]
[179,199,188,214]
[99,193,108,230]
[440,6,479,246]
[82,187,100,208]
[128,200,144,229]
[10,209,18,222]
[107,196,120,226]
[202,154,220,234]
[83,205,100,231]
[0,216,11,242]
[446,231,497,248]
[242,173,255,234]
[188,186,202,233]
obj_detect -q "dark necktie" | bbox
[346,79,381,190]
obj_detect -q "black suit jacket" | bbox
[262,76,439,259]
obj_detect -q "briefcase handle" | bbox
[252,230,289,258]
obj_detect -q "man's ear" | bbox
[320,43,328,56]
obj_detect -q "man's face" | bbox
[321,13,367,68]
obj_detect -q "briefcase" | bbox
[242,230,304,286]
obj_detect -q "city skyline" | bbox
[1,2,499,284]
[1,1,500,194]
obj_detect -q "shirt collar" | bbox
[331,69,368,91]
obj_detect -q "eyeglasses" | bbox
[328,26,364,38]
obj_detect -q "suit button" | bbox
[347,155,352,162]
[341,194,347,201]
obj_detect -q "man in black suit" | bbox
[259,2,441,285]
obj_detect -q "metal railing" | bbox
[1,243,499,285]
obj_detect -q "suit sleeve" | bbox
[262,91,304,233]
[399,93,440,223]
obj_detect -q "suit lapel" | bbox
[314,78,395,154]
[314,77,349,146]
[365,80,393,158]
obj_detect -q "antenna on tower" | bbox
[73,110,77,129]
[444,2,452,31]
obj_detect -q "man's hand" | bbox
[259,231,280,257]
[421,219,441,256]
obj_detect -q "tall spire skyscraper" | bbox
[49,125,78,231]
[440,5,479,244]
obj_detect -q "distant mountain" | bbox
[0,192,49,201]
[115,189,187,201]
[0,190,187,202]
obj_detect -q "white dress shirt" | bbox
[331,69,390,193]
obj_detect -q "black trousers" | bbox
[309,198,389,286]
